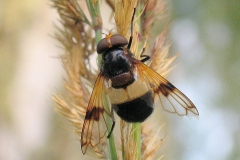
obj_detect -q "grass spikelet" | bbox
[150,26,178,77]
[141,122,165,160]
[52,0,106,158]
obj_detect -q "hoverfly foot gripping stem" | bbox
[107,121,115,138]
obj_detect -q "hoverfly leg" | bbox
[127,36,133,50]
[140,55,150,63]
[127,8,136,50]
[140,48,150,63]
[107,107,115,138]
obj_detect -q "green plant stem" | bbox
[86,0,103,67]
[121,120,125,160]
[103,95,117,160]
[132,5,142,160]
[95,29,103,68]
[133,123,141,160]
[106,115,118,160]
[86,1,117,159]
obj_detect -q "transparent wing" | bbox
[81,73,111,156]
[135,61,199,117]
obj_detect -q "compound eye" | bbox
[97,38,108,54]
[110,34,128,47]
[96,34,128,54]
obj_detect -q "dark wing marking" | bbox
[81,73,111,156]
[135,61,199,117]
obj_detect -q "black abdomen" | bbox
[112,91,154,122]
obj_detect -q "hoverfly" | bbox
[81,8,199,155]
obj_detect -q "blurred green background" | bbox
[0,0,240,160]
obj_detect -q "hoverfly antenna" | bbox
[101,32,107,36]
[109,28,114,34]
[102,28,114,36]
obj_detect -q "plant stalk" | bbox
[133,123,141,160]
[86,1,117,159]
